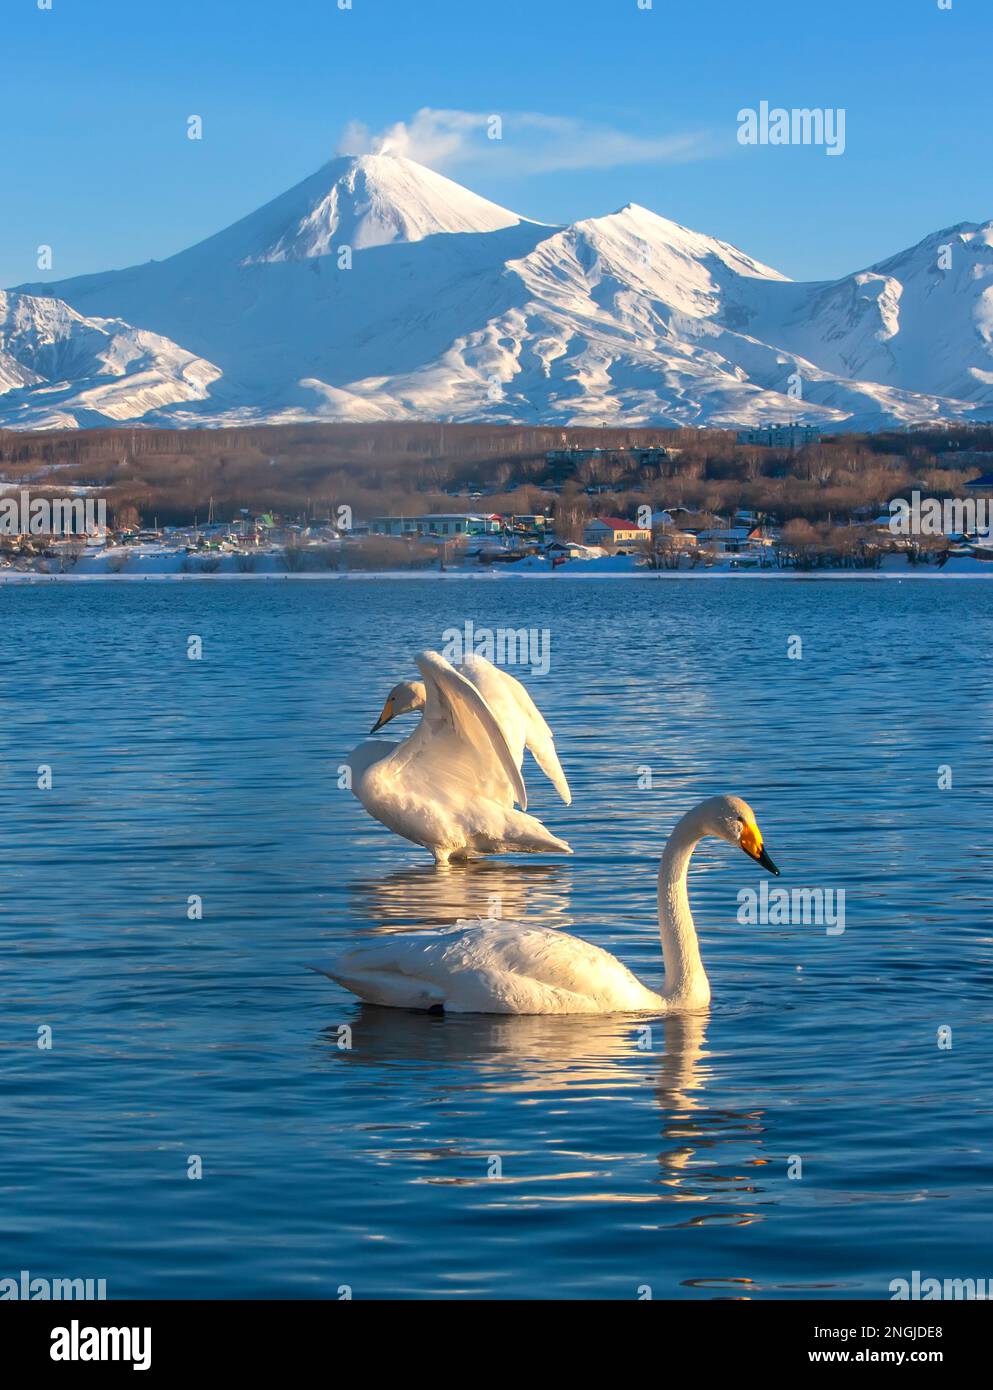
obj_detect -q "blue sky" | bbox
[3,0,990,286]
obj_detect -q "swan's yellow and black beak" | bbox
[740,820,779,876]
[370,695,396,734]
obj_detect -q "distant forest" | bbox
[2,421,991,533]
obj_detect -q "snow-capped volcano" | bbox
[4,153,992,430]
[236,153,531,261]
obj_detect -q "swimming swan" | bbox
[311,794,779,1014]
[349,650,572,865]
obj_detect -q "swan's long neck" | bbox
[657,810,711,1008]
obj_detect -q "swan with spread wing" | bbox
[349,650,572,865]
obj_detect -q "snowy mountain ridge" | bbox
[3,153,991,431]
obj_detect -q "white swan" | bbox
[311,794,780,1014]
[349,650,572,865]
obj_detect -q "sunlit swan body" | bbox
[311,795,780,1014]
[349,651,572,865]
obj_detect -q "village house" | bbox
[545,538,602,560]
[545,444,681,471]
[508,514,547,537]
[582,516,651,547]
[369,513,502,539]
[696,525,779,555]
[736,423,821,450]
[368,516,420,538]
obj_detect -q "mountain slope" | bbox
[6,154,993,430]
[735,221,993,405]
[0,289,221,429]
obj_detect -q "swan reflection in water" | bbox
[345,858,576,936]
[326,848,770,1239]
[317,1006,769,1212]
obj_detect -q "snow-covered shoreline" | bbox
[2,539,990,582]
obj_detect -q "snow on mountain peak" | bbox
[239,153,531,262]
[571,204,789,298]
[506,202,790,325]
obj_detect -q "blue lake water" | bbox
[2,577,992,1299]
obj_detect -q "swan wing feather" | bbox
[458,654,572,805]
[416,651,527,810]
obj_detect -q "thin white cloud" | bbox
[337,107,713,175]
